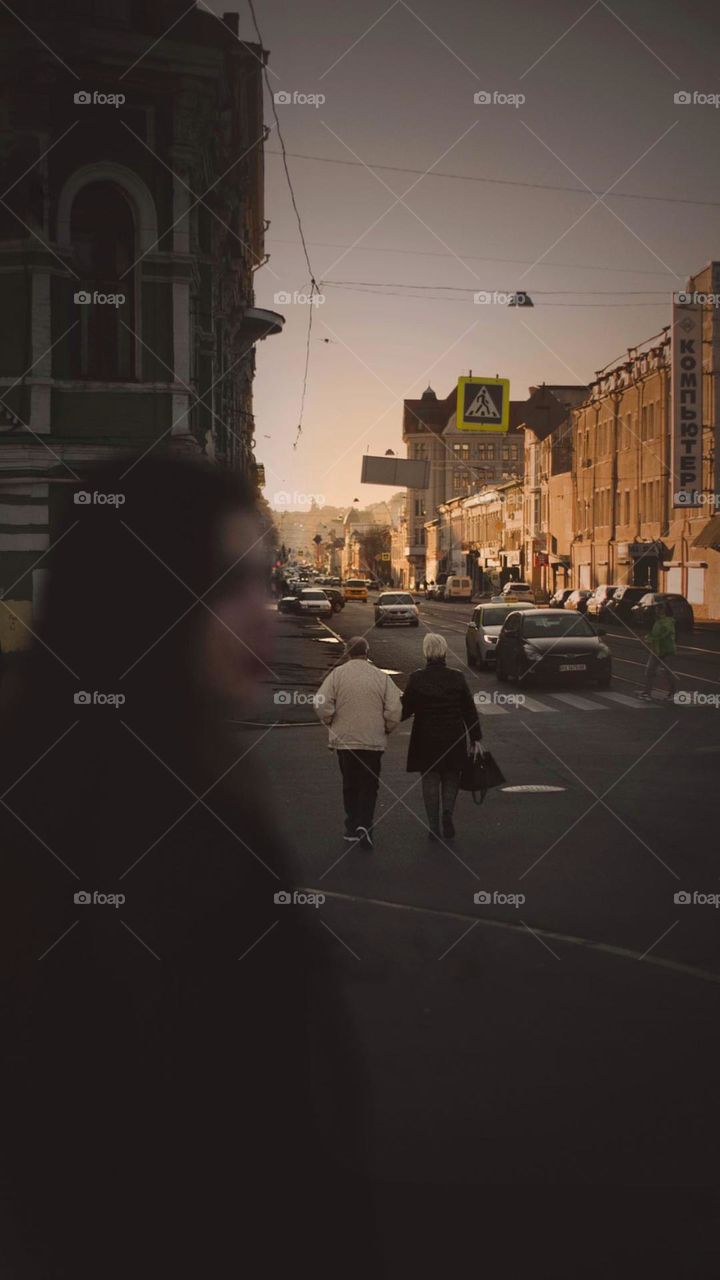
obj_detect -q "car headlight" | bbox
[597,644,610,658]
[486,635,497,644]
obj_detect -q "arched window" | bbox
[70,181,135,380]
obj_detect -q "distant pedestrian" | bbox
[315,636,402,849]
[401,633,481,840]
[637,600,678,700]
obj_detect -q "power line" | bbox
[246,0,317,450]
[267,237,674,277]
[266,148,720,210]
[321,279,668,296]
[317,282,668,308]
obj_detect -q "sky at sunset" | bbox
[210,0,720,508]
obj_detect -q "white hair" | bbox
[423,632,447,660]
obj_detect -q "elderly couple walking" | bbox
[315,632,482,849]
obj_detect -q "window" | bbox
[414,442,428,460]
[511,444,519,461]
[487,444,495,461]
[623,490,630,524]
[70,181,135,379]
[414,498,426,518]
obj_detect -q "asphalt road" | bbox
[234,596,720,1265]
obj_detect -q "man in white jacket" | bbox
[315,636,402,850]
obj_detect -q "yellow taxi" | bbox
[343,578,369,602]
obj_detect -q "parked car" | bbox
[501,581,536,604]
[374,591,420,627]
[343,578,369,602]
[295,588,332,617]
[630,592,695,633]
[603,585,650,625]
[321,587,345,613]
[495,608,612,687]
[465,601,536,668]
[277,594,301,615]
[444,575,473,602]
[586,585,620,620]
[548,587,573,609]
[565,589,592,613]
[426,573,448,600]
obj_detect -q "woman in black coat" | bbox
[401,632,482,839]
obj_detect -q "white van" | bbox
[444,575,473,601]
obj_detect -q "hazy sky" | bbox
[210,0,720,508]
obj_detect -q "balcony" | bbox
[404,545,426,557]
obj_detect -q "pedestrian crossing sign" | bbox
[457,376,510,431]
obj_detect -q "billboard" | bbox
[360,455,431,488]
[671,298,703,508]
[456,376,510,431]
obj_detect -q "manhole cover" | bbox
[502,785,566,793]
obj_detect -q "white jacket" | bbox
[315,658,402,751]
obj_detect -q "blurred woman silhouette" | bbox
[0,455,375,1279]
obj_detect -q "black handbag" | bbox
[460,746,506,805]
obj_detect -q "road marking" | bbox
[613,654,720,687]
[299,887,720,987]
[515,693,558,713]
[596,690,656,708]
[503,784,566,793]
[473,695,508,715]
[606,630,720,658]
[549,692,609,711]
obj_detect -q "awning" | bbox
[692,515,720,549]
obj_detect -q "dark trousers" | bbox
[337,749,382,833]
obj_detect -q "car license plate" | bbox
[559,663,586,672]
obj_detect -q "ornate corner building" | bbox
[0,0,283,644]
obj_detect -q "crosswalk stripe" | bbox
[549,692,609,711]
[595,690,655,708]
[516,694,558,713]
[474,697,507,715]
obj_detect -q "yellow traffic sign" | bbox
[457,376,510,431]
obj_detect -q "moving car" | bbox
[548,587,573,609]
[444,575,473,602]
[343,578,369,602]
[586,585,619,620]
[465,601,536,668]
[630,592,694,632]
[603,585,649,625]
[495,608,612,686]
[501,581,536,604]
[374,591,420,627]
[565,589,592,613]
[295,588,332,616]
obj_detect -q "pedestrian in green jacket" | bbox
[637,602,678,700]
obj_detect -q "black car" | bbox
[548,587,573,608]
[565,589,592,614]
[629,592,694,633]
[320,587,345,613]
[495,609,612,687]
[604,585,650,625]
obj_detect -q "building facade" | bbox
[0,0,282,647]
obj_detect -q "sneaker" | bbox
[343,832,359,842]
[356,826,373,851]
[441,811,455,838]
